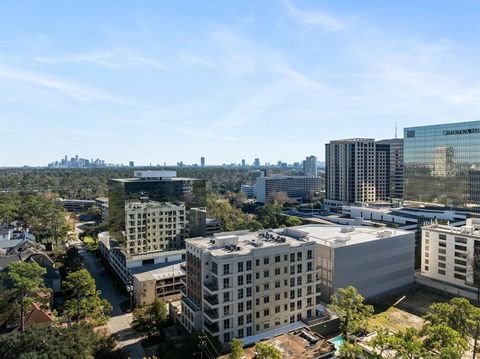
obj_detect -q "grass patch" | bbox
[369,307,424,333]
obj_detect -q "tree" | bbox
[0,261,48,332]
[255,342,282,359]
[338,341,363,358]
[131,306,156,339]
[421,324,468,359]
[63,269,111,325]
[423,297,473,337]
[229,338,244,359]
[328,286,374,339]
[0,323,117,359]
[391,328,425,359]
[369,328,394,357]
[131,299,169,338]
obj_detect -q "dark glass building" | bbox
[404,121,480,212]
[108,171,206,239]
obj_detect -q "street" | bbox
[71,240,146,359]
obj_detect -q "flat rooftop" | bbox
[110,176,201,183]
[187,224,411,256]
[132,261,184,282]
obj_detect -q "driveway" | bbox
[72,241,146,359]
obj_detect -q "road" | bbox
[71,240,146,359]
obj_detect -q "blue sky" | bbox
[0,0,479,166]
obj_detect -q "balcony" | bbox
[203,295,219,307]
[204,308,219,321]
[203,281,219,293]
[180,286,187,297]
[180,276,187,286]
[204,321,219,335]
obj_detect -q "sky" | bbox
[0,0,479,167]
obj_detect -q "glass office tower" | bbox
[404,121,480,212]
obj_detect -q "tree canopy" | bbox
[255,342,282,359]
[328,286,374,339]
[0,261,49,331]
[63,269,111,325]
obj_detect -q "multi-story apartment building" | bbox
[180,225,415,346]
[124,201,187,255]
[325,138,377,206]
[188,207,222,238]
[418,218,480,300]
[302,156,318,176]
[181,230,319,345]
[255,176,323,204]
[108,170,206,240]
[404,120,480,212]
[325,138,404,206]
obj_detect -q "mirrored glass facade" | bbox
[404,121,480,212]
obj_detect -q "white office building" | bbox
[418,218,480,300]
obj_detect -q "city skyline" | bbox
[1,0,479,166]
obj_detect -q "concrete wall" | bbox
[331,232,415,301]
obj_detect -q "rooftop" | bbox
[131,261,185,281]
[187,224,411,256]
[423,218,480,237]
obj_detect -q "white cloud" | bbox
[179,54,217,69]
[35,48,169,71]
[282,0,345,31]
[0,67,129,103]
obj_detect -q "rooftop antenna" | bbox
[395,122,398,139]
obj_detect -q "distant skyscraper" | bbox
[241,159,246,167]
[302,155,318,176]
[376,138,404,199]
[200,157,205,167]
[254,158,260,167]
[129,161,134,167]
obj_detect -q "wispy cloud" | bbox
[35,48,169,71]
[282,0,345,31]
[179,54,217,69]
[0,67,129,103]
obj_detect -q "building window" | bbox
[238,262,244,272]
[224,292,230,302]
[223,264,230,275]
[264,309,269,316]
[246,260,252,271]
[238,329,244,338]
[455,237,467,244]
[264,270,269,278]
[307,250,313,259]
[223,278,230,289]
[275,268,280,275]
[439,249,446,255]
[246,274,252,284]
[238,289,244,299]
[264,296,270,304]
[438,262,446,268]
[224,319,230,329]
[264,257,269,265]
[438,269,446,275]
[238,275,244,286]
[290,253,295,262]
[455,245,467,251]
[238,302,244,312]
[454,273,466,280]
[438,255,446,262]
[223,332,230,343]
[439,242,446,248]
[455,266,467,273]
[275,255,281,263]
[246,313,252,323]
[439,234,446,240]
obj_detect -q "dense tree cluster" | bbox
[0,191,71,246]
[131,299,169,339]
[0,167,310,199]
[329,287,474,359]
[0,323,117,359]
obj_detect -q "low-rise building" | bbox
[58,198,96,213]
[255,176,323,204]
[417,218,480,300]
[132,262,185,306]
[98,231,185,286]
[95,197,109,222]
[188,207,222,238]
[241,184,255,198]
